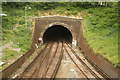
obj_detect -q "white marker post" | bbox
[70,69,75,79]
[74,40,77,48]
[35,44,38,48]
[72,39,77,48]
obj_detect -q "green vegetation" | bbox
[1,2,119,69]
[2,48,18,61]
[82,5,119,67]
[1,48,20,69]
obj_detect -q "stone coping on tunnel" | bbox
[32,16,83,21]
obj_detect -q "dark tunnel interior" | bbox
[43,25,72,43]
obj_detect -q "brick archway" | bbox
[40,22,76,44]
[40,22,75,39]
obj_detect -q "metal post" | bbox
[25,6,27,27]
[25,6,31,28]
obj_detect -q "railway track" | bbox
[63,43,110,80]
[10,42,111,79]
[15,42,63,79]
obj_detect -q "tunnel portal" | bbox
[43,25,72,43]
[31,16,116,78]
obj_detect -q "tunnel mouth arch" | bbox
[43,25,73,44]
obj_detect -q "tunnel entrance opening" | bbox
[43,25,72,44]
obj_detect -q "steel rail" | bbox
[41,42,59,78]
[67,43,111,80]
[34,42,54,78]
[66,43,102,80]
[17,43,48,79]
[63,43,90,80]
[51,42,64,79]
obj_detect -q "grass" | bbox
[2,48,18,61]
[1,7,34,69]
[1,48,22,69]
[82,6,119,67]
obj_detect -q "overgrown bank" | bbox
[82,6,119,67]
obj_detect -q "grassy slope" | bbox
[1,3,119,70]
[1,7,33,69]
[82,7,119,67]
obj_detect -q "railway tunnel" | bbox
[43,25,72,43]
[31,16,82,48]
[29,16,120,78]
[1,16,118,79]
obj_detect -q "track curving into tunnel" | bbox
[11,42,109,79]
